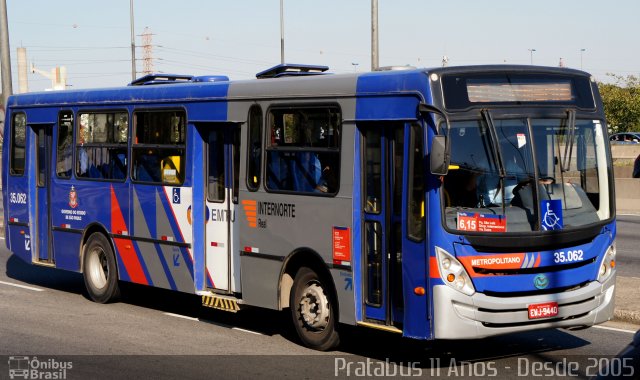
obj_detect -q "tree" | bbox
[598,74,640,133]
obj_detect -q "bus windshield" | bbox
[443,115,611,233]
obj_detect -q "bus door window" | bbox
[56,111,74,179]
[365,221,383,305]
[364,129,382,213]
[36,128,49,187]
[208,130,225,202]
[363,127,383,307]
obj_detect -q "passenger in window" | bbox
[78,148,89,175]
[292,152,321,192]
[316,164,337,193]
[136,153,160,182]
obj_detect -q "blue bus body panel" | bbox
[3,81,230,295]
[7,83,228,111]
[454,230,611,293]
[355,70,429,121]
[50,181,121,272]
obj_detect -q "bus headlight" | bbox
[597,243,616,283]
[435,246,475,296]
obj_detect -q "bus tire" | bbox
[290,266,340,351]
[83,233,120,303]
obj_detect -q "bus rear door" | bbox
[34,124,54,264]
[204,126,240,292]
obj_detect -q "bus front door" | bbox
[204,126,240,293]
[34,125,54,264]
[360,124,405,329]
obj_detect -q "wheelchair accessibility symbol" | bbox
[541,199,563,230]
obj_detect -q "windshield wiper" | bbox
[561,109,576,172]
[481,109,507,213]
[481,110,505,177]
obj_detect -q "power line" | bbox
[156,46,272,66]
[156,58,255,76]
[15,45,129,51]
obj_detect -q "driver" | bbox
[476,145,527,207]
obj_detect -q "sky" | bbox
[3,0,639,92]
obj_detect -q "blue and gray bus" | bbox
[2,64,616,350]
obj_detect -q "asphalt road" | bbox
[0,240,638,379]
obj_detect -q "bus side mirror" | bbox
[418,103,451,175]
[430,135,450,175]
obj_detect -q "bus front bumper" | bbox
[432,274,616,340]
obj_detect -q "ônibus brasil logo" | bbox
[7,356,73,379]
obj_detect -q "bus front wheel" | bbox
[83,233,120,303]
[290,267,340,351]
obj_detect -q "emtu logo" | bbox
[534,274,550,290]
[241,200,257,228]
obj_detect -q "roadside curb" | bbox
[614,276,640,326]
[614,308,640,325]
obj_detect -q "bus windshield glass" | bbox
[443,116,611,233]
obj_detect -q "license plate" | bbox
[528,302,559,320]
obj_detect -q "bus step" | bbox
[202,295,241,313]
[357,321,403,334]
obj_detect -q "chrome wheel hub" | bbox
[299,283,330,330]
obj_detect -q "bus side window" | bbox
[265,106,341,195]
[75,111,128,181]
[132,110,186,185]
[247,105,262,191]
[10,113,26,176]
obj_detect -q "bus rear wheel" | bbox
[290,267,340,351]
[83,233,120,303]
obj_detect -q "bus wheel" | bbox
[83,233,120,303]
[290,267,340,351]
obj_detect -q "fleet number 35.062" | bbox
[553,250,584,264]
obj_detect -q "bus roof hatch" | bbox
[128,73,230,86]
[256,63,329,79]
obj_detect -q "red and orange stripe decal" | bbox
[111,186,148,284]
